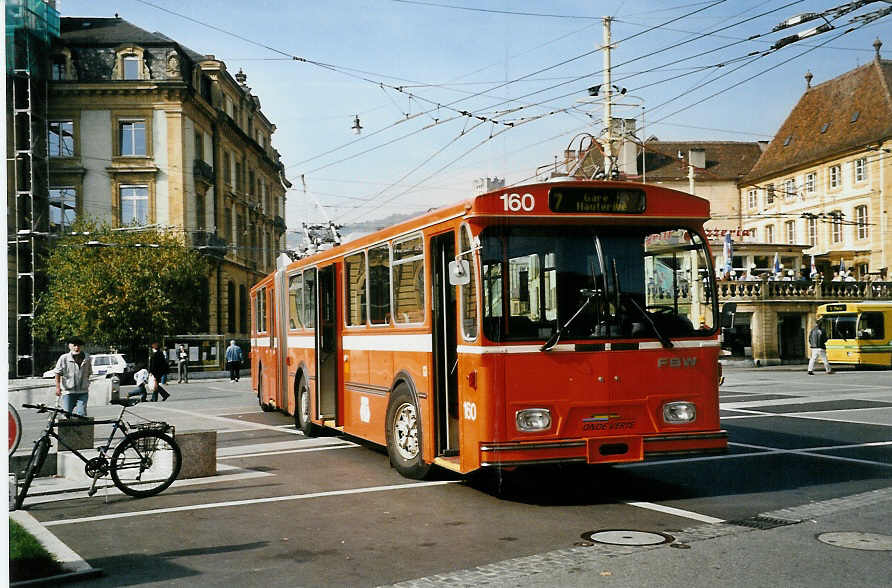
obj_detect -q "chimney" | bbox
[688,148,706,170]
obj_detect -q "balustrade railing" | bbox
[718,279,892,302]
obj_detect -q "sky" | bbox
[59,1,891,231]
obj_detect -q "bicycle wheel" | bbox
[14,436,49,510]
[109,430,181,498]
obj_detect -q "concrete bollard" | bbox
[175,430,217,479]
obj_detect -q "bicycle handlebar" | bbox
[21,403,88,419]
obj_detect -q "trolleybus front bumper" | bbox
[479,430,728,467]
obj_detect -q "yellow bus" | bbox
[817,302,892,369]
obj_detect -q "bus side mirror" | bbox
[448,260,471,286]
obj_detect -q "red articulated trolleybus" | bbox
[251,180,727,479]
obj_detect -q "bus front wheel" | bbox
[295,375,318,436]
[385,385,431,480]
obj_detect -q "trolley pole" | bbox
[602,16,614,176]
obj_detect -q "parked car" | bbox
[43,353,136,383]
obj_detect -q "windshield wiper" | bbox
[612,258,672,349]
[626,296,673,348]
[541,289,600,351]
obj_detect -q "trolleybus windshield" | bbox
[480,226,716,343]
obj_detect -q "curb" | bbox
[9,510,103,586]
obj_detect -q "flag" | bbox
[773,252,781,277]
[723,234,733,277]
[810,254,818,278]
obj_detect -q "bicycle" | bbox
[14,397,182,510]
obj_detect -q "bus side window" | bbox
[288,273,303,330]
[303,268,316,329]
[369,244,391,325]
[345,252,367,326]
[459,225,478,340]
[858,312,884,340]
[392,234,425,324]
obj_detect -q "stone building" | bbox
[44,16,288,356]
[739,41,892,282]
[638,140,764,234]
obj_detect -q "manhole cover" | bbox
[817,532,892,551]
[581,530,673,546]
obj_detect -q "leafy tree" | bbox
[34,220,209,355]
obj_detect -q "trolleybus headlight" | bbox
[516,408,552,432]
[663,401,697,424]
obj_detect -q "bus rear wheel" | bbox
[258,365,274,412]
[385,385,430,480]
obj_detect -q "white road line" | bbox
[42,480,461,527]
[142,405,303,435]
[730,441,892,468]
[218,444,358,459]
[622,501,725,524]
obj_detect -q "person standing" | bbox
[807,322,834,375]
[225,340,244,382]
[53,336,93,416]
[177,344,189,383]
[148,342,171,401]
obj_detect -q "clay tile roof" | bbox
[743,59,892,182]
[641,141,763,181]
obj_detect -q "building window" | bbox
[123,55,140,80]
[854,157,867,182]
[48,121,74,157]
[236,213,244,252]
[785,221,796,244]
[51,56,66,80]
[831,211,843,243]
[765,184,775,205]
[225,210,233,251]
[227,281,236,333]
[235,162,242,192]
[765,224,774,243]
[196,192,205,231]
[194,131,203,161]
[49,187,76,233]
[119,120,146,156]
[784,179,796,200]
[120,185,149,225]
[808,216,817,247]
[805,172,816,193]
[223,151,231,188]
[747,189,757,209]
[856,205,868,240]
[829,165,840,188]
[239,285,248,334]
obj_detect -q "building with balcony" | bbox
[739,41,892,283]
[43,15,288,356]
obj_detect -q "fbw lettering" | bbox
[657,357,697,368]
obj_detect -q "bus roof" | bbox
[818,301,892,313]
[287,180,710,270]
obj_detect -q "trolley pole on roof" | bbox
[602,16,614,176]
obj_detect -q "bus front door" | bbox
[432,232,459,456]
[316,264,338,422]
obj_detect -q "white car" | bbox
[43,353,136,382]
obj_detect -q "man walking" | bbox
[225,340,244,382]
[148,342,171,401]
[177,344,189,383]
[807,322,834,375]
[53,336,93,416]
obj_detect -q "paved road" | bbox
[13,367,892,587]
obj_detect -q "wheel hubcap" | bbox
[393,402,419,460]
[300,385,310,424]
